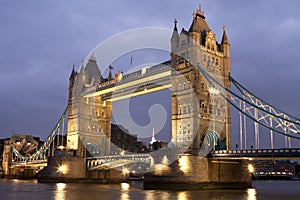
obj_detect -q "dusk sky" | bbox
[1,0,300,148]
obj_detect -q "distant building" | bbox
[251,160,297,179]
[1,133,43,175]
[110,124,138,154]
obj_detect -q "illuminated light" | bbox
[153,164,170,176]
[208,87,220,95]
[162,155,169,166]
[247,188,257,200]
[248,164,254,173]
[120,150,125,156]
[57,165,67,174]
[56,183,66,191]
[179,156,190,173]
[58,146,65,150]
[121,182,130,191]
[178,191,189,200]
[122,167,130,176]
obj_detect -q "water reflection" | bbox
[177,191,189,200]
[120,183,130,200]
[247,188,257,200]
[54,183,66,200]
[121,182,130,191]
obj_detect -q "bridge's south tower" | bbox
[171,7,231,151]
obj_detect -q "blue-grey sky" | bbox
[1,0,300,148]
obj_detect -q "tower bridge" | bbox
[3,5,300,189]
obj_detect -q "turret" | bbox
[221,25,230,57]
[171,19,179,52]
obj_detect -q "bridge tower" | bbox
[171,6,231,151]
[67,55,112,157]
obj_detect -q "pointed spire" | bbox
[174,18,178,31]
[194,3,205,19]
[89,51,97,62]
[69,64,76,79]
[221,25,229,44]
[171,18,179,51]
[150,128,158,145]
[79,59,85,74]
[108,66,113,81]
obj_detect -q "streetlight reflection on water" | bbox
[247,188,257,200]
[54,183,66,200]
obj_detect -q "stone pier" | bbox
[144,155,252,190]
[37,154,126,183]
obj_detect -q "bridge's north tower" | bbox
[67,55,112,157]
[171,6,231,151]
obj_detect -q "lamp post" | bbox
[209,87,220,150]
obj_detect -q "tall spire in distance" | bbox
[150,128,158,145]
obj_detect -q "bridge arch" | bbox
[201,130,220,150]
[86,143,101,157]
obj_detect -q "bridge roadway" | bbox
[208,148,300,160]
[10,148,300,169]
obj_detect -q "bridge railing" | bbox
[209,148,300,158]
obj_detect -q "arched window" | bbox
[209,105,213,114]
[178,83,182,91]
[188,104,191,113]
[183,105,187,114]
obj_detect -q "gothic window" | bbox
[188,104,191,113]
[179,123,182,129]
[178,105,182,114]
[200,100,205,110]
[178,83,182,91]
[183,105,187,114]
[207,43,210,50]
[212,45,215,51]
[216,59,219,66]
[209,105,213,114]
[201,83,205,90]
[183,82,186,90]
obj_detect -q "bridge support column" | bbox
[37,155,86,183]
[144,155,252,190]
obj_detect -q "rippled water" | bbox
[1,179,300,200]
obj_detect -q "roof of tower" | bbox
[171,19,179,42]
[188,5,210,33]
[221,25,229,44]
[69,64,76,79]
[85,53,102,83]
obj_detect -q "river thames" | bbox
[1,179,300,200]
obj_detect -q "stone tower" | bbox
[67,55,112,157]
[171,6,231,151]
